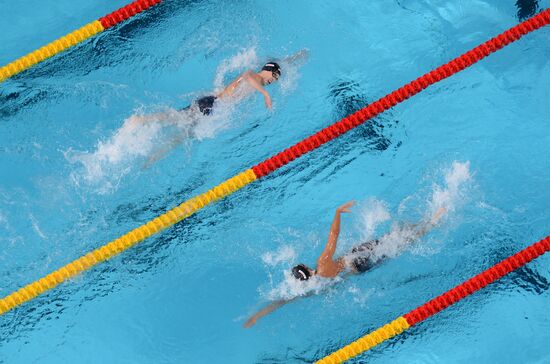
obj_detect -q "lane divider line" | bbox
[252,9,550,178]
[1,9,548,318]
[0,0,162,83]
[0,170,256,315]
[316,235,550,363]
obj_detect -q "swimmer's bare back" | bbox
[217,71,274,109]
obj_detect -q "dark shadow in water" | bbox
[0,0,203,119]
[0,84,61,120]
[515,0,540,21]
[0,170,248,346]
[329,79,393,152]
[255,78,403,198]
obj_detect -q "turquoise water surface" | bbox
[1,1,550,363]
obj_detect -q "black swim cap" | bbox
[292,264,311,281]
[262,62,281,77]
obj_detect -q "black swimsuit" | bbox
[196,95,217,115]
[180,95,217,115]
[351,239,381,273]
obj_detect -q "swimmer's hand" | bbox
[337,201,355,213]
[264,93,273,109]
[243,299,289,328]
[243,316,257,328]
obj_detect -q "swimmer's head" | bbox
[259,62,281,85]
[292,263,314,281]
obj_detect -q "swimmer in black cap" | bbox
[133,61,281,123]
[212,61,282,111]
[244,202,446,328]
[131,62,282,166]
[181,62,282,116]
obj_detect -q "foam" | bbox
[213,47,259,91]
[66,48,306,194]
[261,245,297,267]
[351,161,472,265]
[264,270,341,301]
[264,161,472,301]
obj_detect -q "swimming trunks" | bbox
[196,95,217,115]
[350,239,381,273]
[180,95,217,115]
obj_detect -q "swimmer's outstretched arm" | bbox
[282,49,309,65]
[244,287,320,328]
[243,298,293,328]
[318,201,355,265]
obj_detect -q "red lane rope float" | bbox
[100,0,162,29]
[253,8,550,178]
[0,0,162,82]
[317,235,550,363]
[404,235,550,325]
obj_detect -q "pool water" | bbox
[1,0,550,363]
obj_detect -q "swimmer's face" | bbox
[260,70,279,85]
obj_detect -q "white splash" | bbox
[262,245,297,266]
[29,214,47,239]
[349,161,472,265]
[277,48,310,95]
[66,109,203,194]
[428,161,472,214]
[357,198,391,242]
[265,270,340,301]
[213,48,259,91]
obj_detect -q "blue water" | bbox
[1,0,550,363]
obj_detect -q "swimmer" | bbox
[133,61,282,126]
[131,62,281,166]
[183,61,281,114]
[132,50,309,166]
[244,201,446,328]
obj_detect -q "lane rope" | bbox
[1,8,548,317]
[316,235,550,363]
[0,170,256,315]
[0,0,162,83]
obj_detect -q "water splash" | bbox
[65,109,208,194]
[352,161,472,265]
[264,270,341,301]
[261,245,297,267]
[277,48,310,95]
[428,160,472,214]
[213,48,259,91]
[264,161,472,301]
[357,198,391,242]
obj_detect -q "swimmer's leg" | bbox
[142,108,201,168]
[142,132,189,169]
[130,103,196,126]
[407,207,447,240]
[131,111,174,124]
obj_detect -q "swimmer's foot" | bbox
[125,115,143,131]
[430,207,447,225]
[243,316,257,328]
